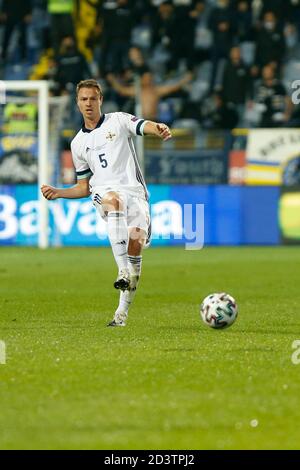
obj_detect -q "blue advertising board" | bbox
[145,150,228,184]
[0,184,280,246]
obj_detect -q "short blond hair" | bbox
[76,79,103,99]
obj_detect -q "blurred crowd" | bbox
[1,0,300,129]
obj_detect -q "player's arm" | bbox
[41,177,90,200]
[143,121,172,141]
[119,113,172,141]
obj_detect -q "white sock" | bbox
[107,211,128,271]
[117,255,142,314]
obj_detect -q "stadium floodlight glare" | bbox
[3,80,49,249]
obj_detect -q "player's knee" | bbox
[102,191,123,212]
[129,228,146,254]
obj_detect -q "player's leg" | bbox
[127,228,144,295]
[108,228,146,327]
[101,191,130,290]
[108,196,150,327]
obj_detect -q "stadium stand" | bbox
[0,0,300,128]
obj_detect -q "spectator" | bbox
[254,11,286,71]
[170,0,196,71]
[131,0,156,25]
[260,0,290,25]
[191,0,213,64]
[234,0,254,43]
[284,22,299,59]
[47,0,75,55]
[54,36,91,94]
[151,1,177,72]
[0,0,32,63]
[251,64,292,127]
[31,0,51,53]
[105,46,151,110]
[221,46,252,106]
[127,46,150,76]
[286,0,300,32]
[106,69,193,121]
[98,0,134,74]
[199,91,239,130]
[209,0,236,90]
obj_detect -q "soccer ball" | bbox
[200,292,238,329]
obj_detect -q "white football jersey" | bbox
[71,112,148,200]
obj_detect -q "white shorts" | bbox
[92,189,151,245]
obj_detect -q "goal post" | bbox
[2,80,49,248]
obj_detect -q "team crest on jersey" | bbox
[121,112,138,122]
[106,131,116,141]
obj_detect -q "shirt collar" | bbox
[82,114,105,133]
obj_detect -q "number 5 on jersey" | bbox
[99,153,108,168]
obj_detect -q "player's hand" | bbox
[156,124,172,141]
[41,185,59,200]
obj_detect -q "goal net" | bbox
[0,80,69,248]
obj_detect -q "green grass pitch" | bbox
[0,246,300,450]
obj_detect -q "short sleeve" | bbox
[117,112,147,137]
[71,140,92,180]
